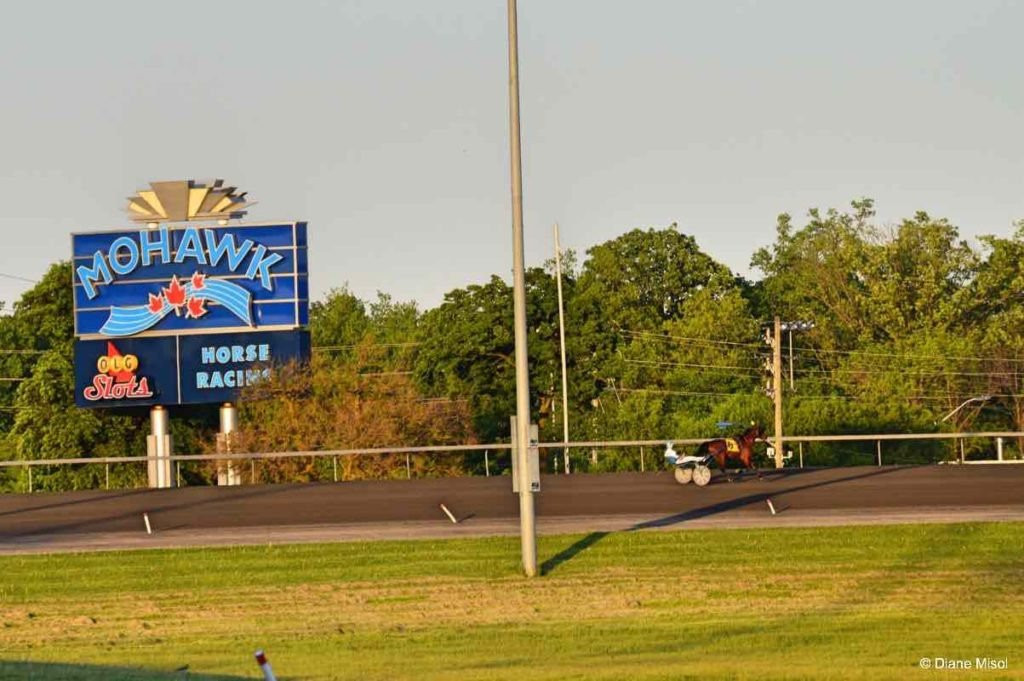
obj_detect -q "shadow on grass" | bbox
[540,467,917,575]
[0,661,249,680]
[541,531,608,575]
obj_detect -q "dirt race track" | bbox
[1,465,1022,553]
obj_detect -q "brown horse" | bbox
[695,424,766,482]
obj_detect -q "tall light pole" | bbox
[554,223,570,474]
[779,320,814,390]
[772,317,784,469]
[507,0,537,577]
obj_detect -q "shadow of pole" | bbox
[0,660,250,680]
[539,466,918,575]
[540,531,608,575]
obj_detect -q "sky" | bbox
[1,0,1022,310]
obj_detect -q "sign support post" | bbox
[146,405,174,489]
[218,402,241,486]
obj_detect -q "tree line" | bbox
[2,198,1022,490]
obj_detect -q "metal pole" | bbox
[219,402,239,486]
[554,223,571,474]
[484,450,490,477]
[798,442,804,468]
[507,0,537,577]
[876,440,882,467]
[788,328,794,390]
[333,455,338,482]
[997,437,1004,461]
[405,453,411,479]
[105,462,110,490]
[27,465,32,493]
[773,317,784,469]
[149,406,174,488]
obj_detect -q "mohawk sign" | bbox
[72,180,310,408]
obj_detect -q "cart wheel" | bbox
[674,466,693,485]
[693,464,712,487]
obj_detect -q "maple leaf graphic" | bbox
[164,275,187,308]
[186,297,208,319]
[105,342,135,383]
[147,292,166,314]
[190,272,206,290]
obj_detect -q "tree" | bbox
[235,344,477,481]
[414,270,563,445]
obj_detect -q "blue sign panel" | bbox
[74,330,310,407]
[178,330,310,404]
[74,336,178,408]
[72,223,308,338]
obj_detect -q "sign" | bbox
[72,181,311,409]
[72,222,308,338]
[74,330,310,407]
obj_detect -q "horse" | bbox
[694,424,766,482]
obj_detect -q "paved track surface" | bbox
[1,466,1021,553]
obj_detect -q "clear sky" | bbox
[1,0,1021,310]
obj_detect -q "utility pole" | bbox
[554,223,570,474]
[506,0,537,577]
[773,316,784,469]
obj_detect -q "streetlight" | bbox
[940,395,993,423]
[780,320,814,390]
[507,0,537,577]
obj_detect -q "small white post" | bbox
[484,450,490,477]
[405,453,412,479]
[254,650,277,681]
[996,437,1004,461]
[876,440,882,467]
[639,446,645,472]
[143,513,152,535]
[333,456,338,482]
[439,503,458,524]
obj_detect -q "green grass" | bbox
[1,523,1023,680]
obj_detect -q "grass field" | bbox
[1,523,1022,680]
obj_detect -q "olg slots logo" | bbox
[82,342,155,402]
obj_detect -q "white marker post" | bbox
[439,504,458,524]
[143,512,152,535]
[766,499,777,516]
[254,650,277,681]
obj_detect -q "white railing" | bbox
[1,431,1021,492]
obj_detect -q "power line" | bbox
[616,387,748,398]
[791,365,1022,378]
[313,342,422,352]
[791,345,1024,364]
[623,358,763,374]
[0,272,38,284]
[619,329,764,350]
